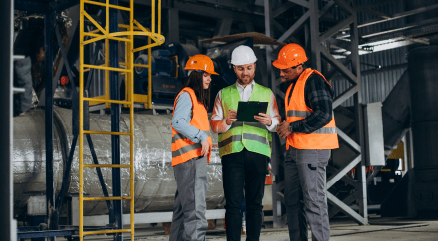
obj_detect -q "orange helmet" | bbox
[184,54,219,75]
[273,43,308,69]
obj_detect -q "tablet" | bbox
[258,102,269,114]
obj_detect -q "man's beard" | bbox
[238,74,255,84]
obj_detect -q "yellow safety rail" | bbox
[79,0,165,240]
[85,1,164,109]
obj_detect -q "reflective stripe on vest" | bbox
[287,110,337,134]
[219,82,272,158]
[171,88,212,166]
[218,133,269,148]
[172,131,211,158]
[230,121,268,130]
[285,69,339,150]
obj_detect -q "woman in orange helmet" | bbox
[169,54,218,241]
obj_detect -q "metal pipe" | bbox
[13,108,224,217]
[128,0,135,238]
[0,0,15,239]
[109,0,122,239]
[79,0,85,238]
[45,11,57,235]
[151,0,155,34]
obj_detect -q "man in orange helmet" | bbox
[274,43,339,241]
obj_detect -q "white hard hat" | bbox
[231,45,257,65]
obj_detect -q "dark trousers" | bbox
[284,148,331,241]
[221,148,268,241]
[170,156,208,241]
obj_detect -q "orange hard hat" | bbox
[273,43,308,69]
[184,54,219,75]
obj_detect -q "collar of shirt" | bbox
[235,80,255,101]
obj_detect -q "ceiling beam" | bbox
[273,2,295,18]
[356,7,391,19]
[288,0,309,9]
[361,16,438,38]
[319,0,335,18]
[357,3,438,28]
[277,10,310,43]
[320,15,354,42]
[172,1,263,23]
[334,0,354,15]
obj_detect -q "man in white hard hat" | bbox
[211,45,281,241]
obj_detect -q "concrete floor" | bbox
[129,215,438,241]
[47,214,437,240]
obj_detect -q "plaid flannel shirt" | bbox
[288,73,334,134]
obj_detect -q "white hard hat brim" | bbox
[231,58,257,65]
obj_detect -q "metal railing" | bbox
[79,0,165,240]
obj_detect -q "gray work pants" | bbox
[170,156,208,241]
[284,148,331,241]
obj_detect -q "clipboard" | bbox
[236,101,269,122]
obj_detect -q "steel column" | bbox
[309,0,321,71]
[109,0,123,240]
[264,0,368,227]
[0,0,16,240]
[166,8,179,44]
[264,0,288,229]
[350,11,367,222]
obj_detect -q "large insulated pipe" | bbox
[13,107,224,217]
[408,45,438,216]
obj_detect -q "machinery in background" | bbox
[133,42,200,113]
[205,37,254,111]
[132,38,256,113]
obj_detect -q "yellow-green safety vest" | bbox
[218,82,272,158]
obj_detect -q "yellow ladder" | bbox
[79,0,165,240]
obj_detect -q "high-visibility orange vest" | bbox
[171,87,212,166]
[285,68,339,150]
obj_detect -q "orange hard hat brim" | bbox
[207,70,219,75]
[273,59,295,69]
[272,58,307,69]
[185,67,219,75]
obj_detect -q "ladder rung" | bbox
[133,63,150,68]
[83,229,131,236]
[83,64,132,73]
[120,63,150,68]
[118,24,143,31]
[83,97,132,105]
[83,130,132,136]
[13,55,25,60]
[84,164,131,168]
[83,196,132,201]
[83,0,131,11]
[13,87,25,94]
